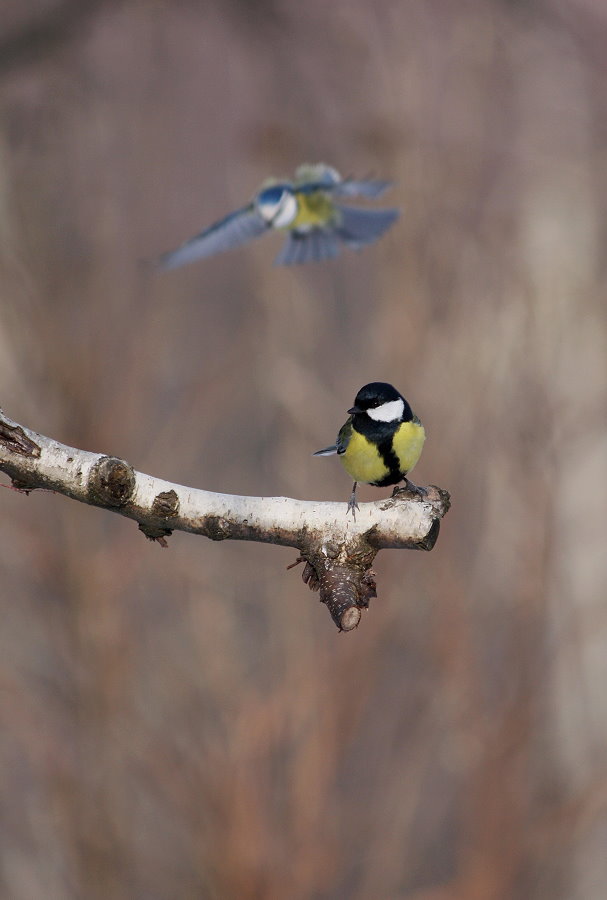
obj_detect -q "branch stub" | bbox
[88,456,136,507]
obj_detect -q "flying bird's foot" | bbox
[393,479,428,500]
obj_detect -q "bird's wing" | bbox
[336,419,353,455]
[313,419,352,457]
[334,205,399,248]
[274,229,340,265]
[293,163,341,187]
[329,178,393,198]
[295,179,391,199]
[156,205,267,270]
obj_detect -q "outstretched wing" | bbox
[274,229,340,265]
[296,178,392,200]
[330,178,393,198]
[156,205,267,270]
[293,161,392,198]
[334,205,399,248]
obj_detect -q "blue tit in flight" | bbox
[314,382,426,516]
[156,163,399,269]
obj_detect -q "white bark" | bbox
[0,408,450,630]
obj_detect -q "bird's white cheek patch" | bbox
[367,398,405,422]
[272,193,298,228]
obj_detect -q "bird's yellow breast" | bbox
[290,191,335,229]
[340,431,387,484]
[392,420,426,473]
[340,421,425,485]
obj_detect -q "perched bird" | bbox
[156,163,399,269]
[314,382,426,516]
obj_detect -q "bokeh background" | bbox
[1,1,606,898]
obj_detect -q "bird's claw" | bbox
[394,479,428,499]
[346,494,359,519]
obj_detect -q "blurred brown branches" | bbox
[0,0,125,75]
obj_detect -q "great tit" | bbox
[314,382,426,516]
[156,163,399,269]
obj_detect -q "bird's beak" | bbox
[348,406,362,415]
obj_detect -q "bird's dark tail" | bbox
[313,445,338,456]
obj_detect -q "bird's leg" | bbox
[347,482,359,518]
[393,477,427,498]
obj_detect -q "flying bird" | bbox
[156,163,399,268]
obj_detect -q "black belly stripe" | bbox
[373,436,406,487]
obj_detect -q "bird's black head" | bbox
[348,382,411,423]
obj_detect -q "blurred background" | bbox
[1,1,606,898]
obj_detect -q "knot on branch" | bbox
[88,456,136,507]
[151,489,180,518]
[294,543,378,632]
[138,490,180,546]
[202,515,233,541]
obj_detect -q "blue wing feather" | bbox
[296,178,392,199]
[334,205,399,248]
[157,205,267,270]
[330,179,393,198]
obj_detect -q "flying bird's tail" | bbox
[334,205,399,248]
[274,229,340,265]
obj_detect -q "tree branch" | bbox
[0,408,450,631]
